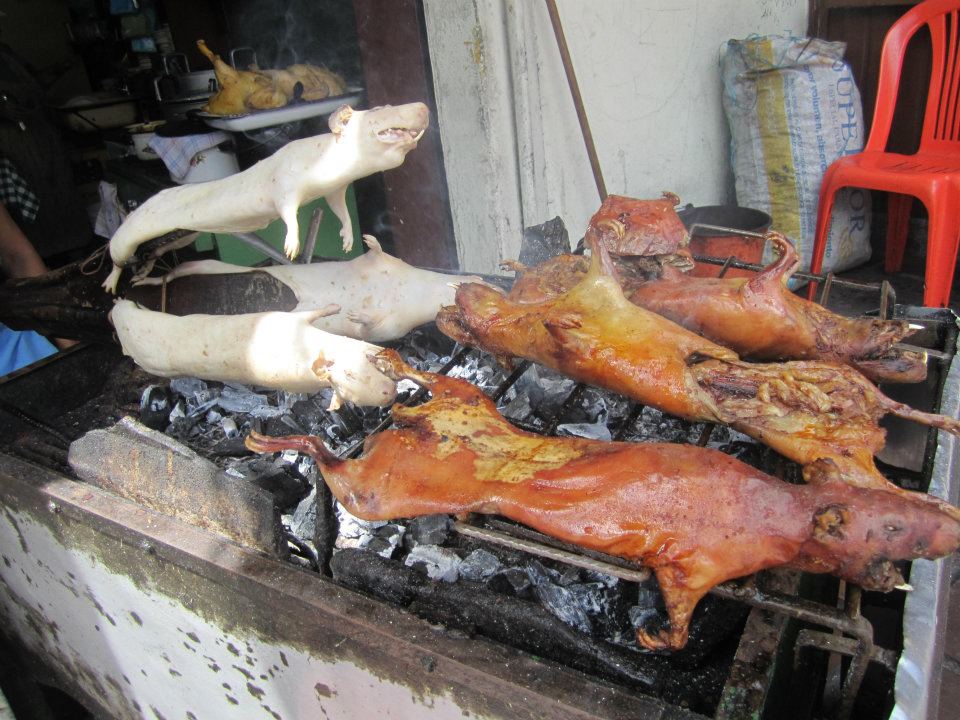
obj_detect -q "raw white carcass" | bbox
[103,102,430,293]
[110,300,397,409]
[134,235,486,342]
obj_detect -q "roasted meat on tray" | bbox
[438,237,960,512]
[245,350,960,651]
[507,231,925,384]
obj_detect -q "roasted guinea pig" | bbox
[252,63,347,101]
[197,39,287,115]
[506,232,925,384]
[245,350,960,651]
[627,232,926,384]
[583,193,690,261]
[438,238,960,511]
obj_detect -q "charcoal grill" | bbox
[0,254,957,720]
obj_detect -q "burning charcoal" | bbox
[284,485,317,542]
[279,414,306,434]
[138,384,171,430]
[557,565,583,587]
[331,549,662,693]
[404,514,451,548]
[365,536,398,559]
[218,383,284,418]
[556,421,612,442]
[210,436,250,456]
[335,502,386,550]
[487,568,533,598]
[220,417,238,438]
[404,544,462,582]
[459,549,502,582]
[368,523,405,559]
[500,392,533,421]
[168,377,220,418]
[291,397,326,431]
[526,561,593,635]
[169,376,208,398]
[518,216,570,266]
[248,463,310,509]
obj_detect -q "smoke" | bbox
[227,0,362,83]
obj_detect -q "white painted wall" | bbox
[423,0,807,273]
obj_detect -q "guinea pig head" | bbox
[802,479,960,592]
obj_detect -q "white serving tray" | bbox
[197,88,363,132]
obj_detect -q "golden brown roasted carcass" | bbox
[506,232,925,384]
[245,350,960,651]
[438,239,960,509]
[627,232,926,384]
[197,39,287,115]
[252,63,346,101]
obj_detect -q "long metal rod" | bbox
[230,232,294,265]
[544,0,607,201]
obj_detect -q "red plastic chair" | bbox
[807,0,960,307]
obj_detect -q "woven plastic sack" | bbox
[721,35,871,276]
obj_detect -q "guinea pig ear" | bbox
[813,504,850,540]
[329,105,354,137]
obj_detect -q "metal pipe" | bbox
[229,232,294,265]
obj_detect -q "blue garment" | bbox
[0,323,55,375]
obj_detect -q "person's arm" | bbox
[0,200,46,278]
[0,201,76,350]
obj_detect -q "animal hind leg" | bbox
[635,565,711,651]
[279,202,302,260]
[325,185,354,253]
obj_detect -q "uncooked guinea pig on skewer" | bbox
[129,235,487,343]
[102,102,429,293]
[109,300,397,410]
[245,350,960,651]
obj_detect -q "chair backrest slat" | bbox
[921,3,960,147]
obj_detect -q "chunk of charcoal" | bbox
[370,523,404,559]
[524,559,561,585]
[517,216,570,266]
[557,565,584,587]
[335,502,384,550]
[284,485,317,542]
[365,536,399,559]
[220,416,238,438]
[218,383,281,418]
[404,514,451,548]
[404,545,461,582]
[249,464,310,509]
[169,377,208,398]
[487,568,533,598]
[584,570,619,588]
[459,549,502,582]
[532,580,592,635]
[291,398,326,429]
[138,385,171,430]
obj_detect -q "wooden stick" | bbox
[544,0,607,201]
